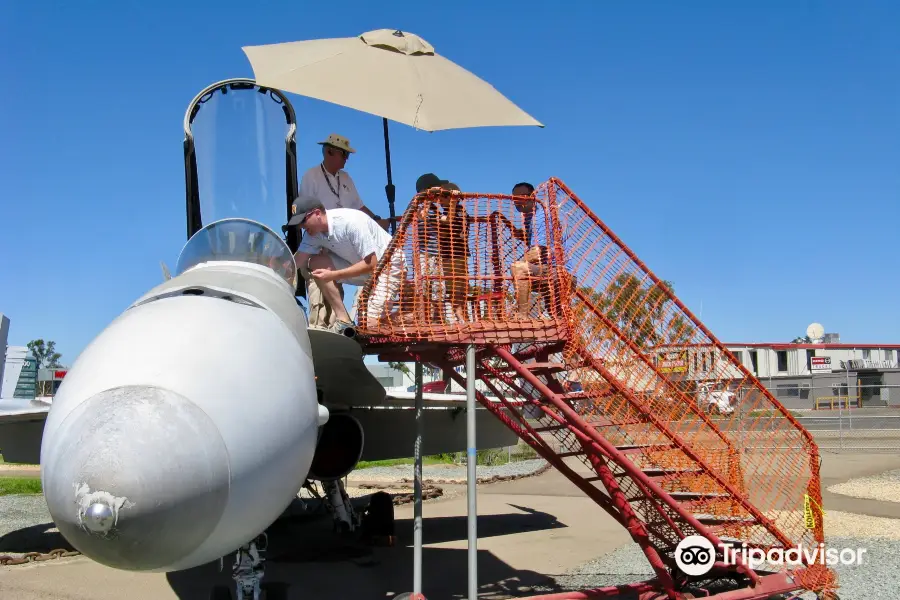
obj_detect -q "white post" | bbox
[466,343,478,599]
[413,361,424,596]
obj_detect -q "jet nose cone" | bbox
[42,386,230,571]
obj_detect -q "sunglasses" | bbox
[328,148,349,159]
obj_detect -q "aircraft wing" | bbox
[0,405,49,464]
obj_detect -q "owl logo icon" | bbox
[675,535,715,576]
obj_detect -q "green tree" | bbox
[27,339,62,369]
[791,335,812,343]
[27,339,63,397]
[592,274,695,350]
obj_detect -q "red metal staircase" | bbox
[357,179,837,599]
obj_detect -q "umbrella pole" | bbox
[382,118,397,235]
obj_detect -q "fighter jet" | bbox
[0,78,517,600]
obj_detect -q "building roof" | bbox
[724,342,900,350]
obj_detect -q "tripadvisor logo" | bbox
[674,536,867,576]
[675,536,716,576]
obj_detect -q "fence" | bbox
[705,383,900,453]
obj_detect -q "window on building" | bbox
[750,351,759,374]
[806,349,815,371]
[886,349,895,363]
[732,350,743,366]
[777,384,799,397]
[376,376,395,387]
[863,349,871,360]
[777,350,788,372]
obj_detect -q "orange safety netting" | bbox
[356,178,833,592]
[357,184,571,343]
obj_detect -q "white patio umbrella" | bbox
[242,28,543,229]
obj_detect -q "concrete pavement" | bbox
[0,462,632,600]
[2,454,899,599]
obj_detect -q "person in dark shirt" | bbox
[416,175,472,323]
[510,182,573,317]
[510,182,548,316]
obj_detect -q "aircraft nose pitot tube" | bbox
[40,248,322,573]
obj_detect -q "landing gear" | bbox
[208,583,287,600]
[322,478,361,534]
[359,491,396,546]
[209,533,289,600]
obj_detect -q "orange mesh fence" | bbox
[540,178,826,550]
[356,178,830,589]
[357,186,572,345]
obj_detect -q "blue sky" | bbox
[1,1,898,365]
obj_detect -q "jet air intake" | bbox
[308,413,364,481]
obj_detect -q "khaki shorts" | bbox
[305,250,407,327]
[363,251,407,327]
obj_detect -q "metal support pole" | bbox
[843,362,853,450]
[466,343,478,599]
[382,118,397,235]
[413,361,424,597]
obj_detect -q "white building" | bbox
[725,343,897,379]
[723,339,900,409]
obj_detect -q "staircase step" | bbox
[563,388,615,401]
[694,513,756,525]
[640,467,703,477]
[562,390,594,401]
[533,423,567,433]
[585,416,650,428]
[557,450,585,458]
[719,536,745,545]
[509,361,567,375]
[668,491,729,500]
[626,493,731,510]
[615,443,675,454]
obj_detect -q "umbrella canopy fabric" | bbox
[242,29,543,132]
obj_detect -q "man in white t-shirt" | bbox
[287,195,406,333]
[299,133,391,328]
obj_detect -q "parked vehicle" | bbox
[698,382,737,415]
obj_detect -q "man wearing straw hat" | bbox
[299,133,390,327]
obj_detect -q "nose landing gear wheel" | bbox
[261,582,289,600]
[208,582,289,600]
[209,586,232,600]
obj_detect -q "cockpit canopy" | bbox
[175,218,297,289]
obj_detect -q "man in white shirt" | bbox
[287,195,406,334]
[299,133,389,227]
[299,133,390,328]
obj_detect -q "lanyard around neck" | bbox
[320,163,341,202]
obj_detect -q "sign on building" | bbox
[13,356,38,399]
[657,350,688,373]
[811,356,832,373]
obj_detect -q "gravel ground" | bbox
[526,509,900,599]
[0,495,51,538]
[0,494,57,558]
[828,468,900,505]
[347,458,548,483]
